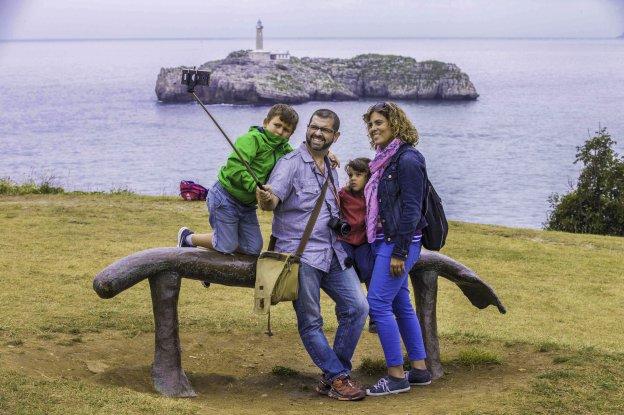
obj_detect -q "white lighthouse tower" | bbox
[249,19,290,61]
[256,19,263,50]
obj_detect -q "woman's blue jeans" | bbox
[368,240,426,367]
[293,255,369,381]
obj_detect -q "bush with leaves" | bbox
[545,127,624,236]
[0,177,65,195]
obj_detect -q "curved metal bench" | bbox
[93,247,506,397]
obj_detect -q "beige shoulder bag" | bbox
[253,174,330,334]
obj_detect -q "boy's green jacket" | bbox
[218,126,293,205]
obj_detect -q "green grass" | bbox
[524,348,624,414]
[536,369,577,380]
[0,368,204,415]
[1,192,623,414]
[358,357,387,376]
[451,348,502,367]
[271,365,299,377]
[2,193,623,348]
[537,341,561,353]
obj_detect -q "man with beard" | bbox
[256,109,369,401]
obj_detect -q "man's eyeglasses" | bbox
[307,124,335,135]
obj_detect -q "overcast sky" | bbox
[1,0,623,40]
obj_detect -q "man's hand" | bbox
[256,184,273,203]
[327,151,340,169]
[390,257,406,277]
[256,185,279,211]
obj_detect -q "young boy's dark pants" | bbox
[341,241,375,327]
[340,241,374,288]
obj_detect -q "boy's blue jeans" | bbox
[368,240,426,367]
[293,254,369,381]
[207,182,263,255]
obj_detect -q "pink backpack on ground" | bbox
[179,180,208,201]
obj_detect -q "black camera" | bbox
[181,68,211,93]
[328,216,351,237]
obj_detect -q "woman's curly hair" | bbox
[362,102,419,148]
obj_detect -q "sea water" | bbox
[0,37,622,228]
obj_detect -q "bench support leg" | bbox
[149,271,197,397]
[411,270,444,379]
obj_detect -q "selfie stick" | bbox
[181,68,266,191]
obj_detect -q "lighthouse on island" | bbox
[256,19,263,50]
[249,19,290,61]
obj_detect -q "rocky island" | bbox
[155,50,479,104]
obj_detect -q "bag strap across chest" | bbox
[295,170,330,258]
[268,157,331,254]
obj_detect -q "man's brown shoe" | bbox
[327,375,366,401]
[315,374,331,395]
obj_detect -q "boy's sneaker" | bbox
[407,368,432,386]
[177,227,210,287]
[366,375,410,396]
[327,375,366,401]
[315,374,331,395]
[177,227,194,248]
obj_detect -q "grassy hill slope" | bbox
[1,193,622,414]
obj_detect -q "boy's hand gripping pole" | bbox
[181,68,266,191]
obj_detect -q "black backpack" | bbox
[421,179,448,251]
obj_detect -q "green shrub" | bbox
[546,128,624,236]
[0,177,136,196]
[0,177,65,195]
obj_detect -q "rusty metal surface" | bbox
[413,249,507,314]
[94,247,506,315]
[93,248,257,299]
[149,271,196,397]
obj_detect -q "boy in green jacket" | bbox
[177,104,298,255]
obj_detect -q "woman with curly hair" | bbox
[362,102,432,396]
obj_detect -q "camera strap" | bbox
[311,157,342,218]
[294,175,330,259]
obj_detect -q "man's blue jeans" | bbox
[293,254,369,381]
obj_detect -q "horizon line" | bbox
[1,35,621,42]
